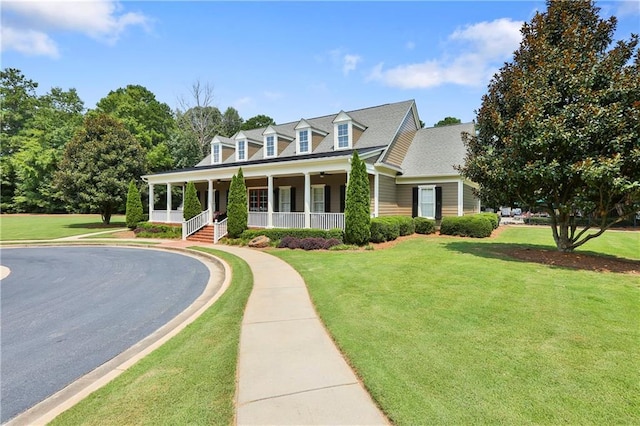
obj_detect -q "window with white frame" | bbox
[298,130,309,154]
[311,185,324,213]
[237,139,246,161]
[265,135,275,157]
[279,186,291,212]
[418,185,435,218]
[212,143,221,164]
[337,123,349,148]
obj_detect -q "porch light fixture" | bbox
[320,172,325,178]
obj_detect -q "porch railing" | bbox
[248,212,268,228]
[311,213,345,230]
[273,212,305,229]
[214,218,228,243]
[182,209,210,240]
[150,210,183,224]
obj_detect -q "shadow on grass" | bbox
[443,240,640,275]
[65,222,126,229]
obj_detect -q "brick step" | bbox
[186,225,215,242]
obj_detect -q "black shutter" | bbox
[214,191,220,212]
[324,185,331,213]
[435,187,443,220]
[412,187,418,217]
[273,187,279,212]
[291,187,296,212]
[339,185,346,212]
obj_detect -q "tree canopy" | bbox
[220,107,244,137]
[434,116,461,127]
[241,114,275,130]
[56,113,146,224]
[460,0,639,252]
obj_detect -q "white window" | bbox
[298,130,309,153]
[337,123,349,148]
[418,185,435,218]
[311,185,324,213]
[212,143,221,164]
[279,186,291,212]
[237,139,246,161]
[265,135,275,157]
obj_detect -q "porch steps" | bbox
[186,225,215,243]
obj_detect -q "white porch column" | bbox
[208,179,214,224]
[373,172,379,218]
[267,175,274,228]
[166,183,172,222]
[304,172,311,228]
[458,180,464,216]
[148,183,154,222]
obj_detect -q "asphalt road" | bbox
[0,246,210,423]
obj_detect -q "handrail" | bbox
[182,209,210,240]
[213,218,228,243]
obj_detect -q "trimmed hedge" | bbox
[440,215,493,238]
[278,237,342,250]
[414,217,436,234]
[477,212,500,229]
[241,228,344,242]
[370,218,400,243]
[134,222,182,239]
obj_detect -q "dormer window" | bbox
[337,123,349,148]
[212,143,221,164]
[298,129,309,154]
[237,139,246,161]
[333,111,365,150]
[265,135,275,157]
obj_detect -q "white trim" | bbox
[310,184,326,213]
[296,128,310,155]
[418,185,436,219]
[373,172,379,217]
[148,183,154,220]
[304,173,311,228]
[264,134,276,158]
[334,121,351,150]
[378,101,418,164]
[278,185,292,213]
[267,175,273,228]
[236,139,247,162]
[396,176,463,185]
[211,142,221,164]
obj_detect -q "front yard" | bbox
[274,227,639,424]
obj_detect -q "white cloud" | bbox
[343,54,362,75]
[1,27,59,58]
[233,96,254,109]
[263,91,284,101]
[368,18,523,89]
[405,41,416,50]
[1,0,150,57]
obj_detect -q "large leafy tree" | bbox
[344,151,371,245]
[227,168,248,238]
[220,107,244,137]
[241,114,275,130]
[434,116,461,127]
[460,0,639,252]
[96,85,175,171]
[56,113,146,224]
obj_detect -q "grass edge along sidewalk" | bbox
[50,249,252,425]
[274,228,640,425]
[0,214,126,241]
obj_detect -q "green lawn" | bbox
[0,214,126,241]
[274,227,640,424]
[51,249,252,426]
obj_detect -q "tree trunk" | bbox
[550,212,576,252]
[101,205,112,224]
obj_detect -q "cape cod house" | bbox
[142,100,481,241]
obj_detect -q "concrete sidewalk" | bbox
[211,245,388,425]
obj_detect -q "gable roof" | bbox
[400,122,475,177]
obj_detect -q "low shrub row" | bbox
[134,222,182,239]
[278,237,342,250]
[241,228,344,242]
[440,215,493,238]
[477,212,500,229]
[414,217,436,234]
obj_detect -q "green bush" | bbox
[414,217,436,234]
[369,218,401,243]
[440,215,493,238]
[344,151,371,245]
[227,168,248,238]
[183,181,202,221]
[241,228,344,242]
[133,222,181,239]
[393,216,415,236]
[477,212,500,229]
[125,180,144,229]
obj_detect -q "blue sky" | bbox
[2,1,639,128]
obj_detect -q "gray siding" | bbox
[463,184,479,214]
[382,109,418,167]
[378,174,400,216]
[397,181,460,217]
